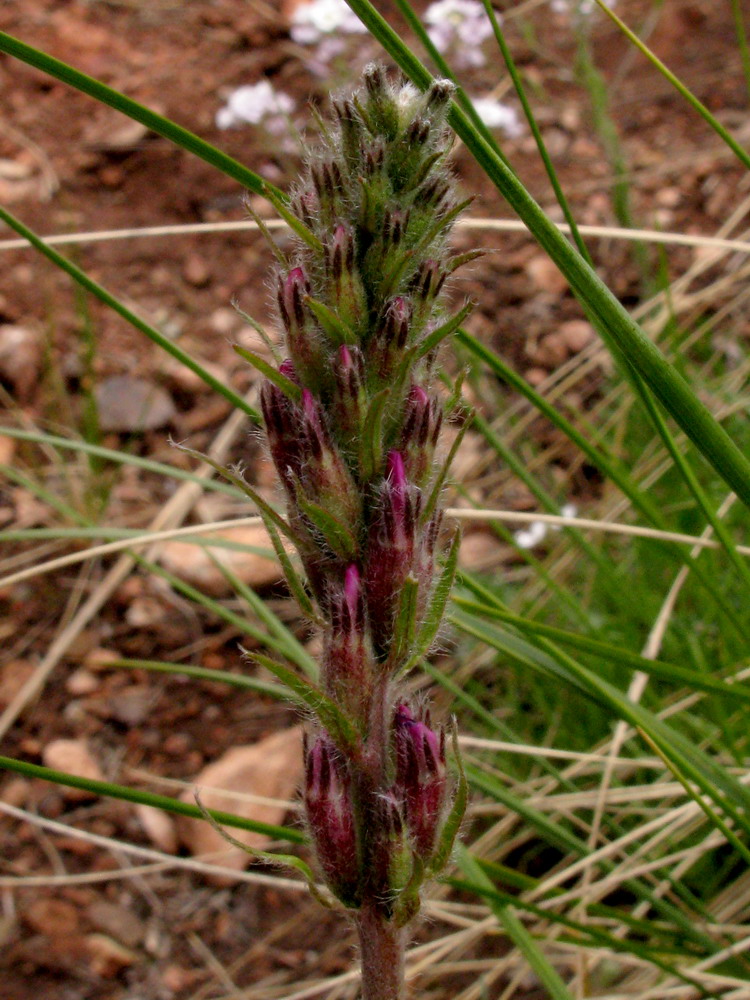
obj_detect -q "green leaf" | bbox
[387,575,420,669]
[359,388,391,482]
[0,32,280,199]
[305,297,357,346]
[247,651,360,757]
[411,300,474,362]
[401,528,461,675]
[259,511,318,622]
[427,720,467,877]
[263,185,324,253]
[0,754,304,843]
[176,444,303,547]
[0,204,260,423]
[297,496,358,560]
[233,346,302,402]
[421,415,470,526]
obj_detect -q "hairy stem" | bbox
[357,904,406,1000]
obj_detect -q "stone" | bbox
[0,659,36,708]
[177,726,303,871]
[0,324,42,401]
[559,320,595,354]
[84,648,121,671]
[87,901,145,949]
[65,669,100,696]
[85,934,138,976]
[24,897,80,937]
[183,254,211,287]
[532,332,569,369]
[95,376,177,432]
[42,739,104,799]
[135,803,179,854]
[525,255,568,296]
[458,531,508,572]
[157,523,285,596]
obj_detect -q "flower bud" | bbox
[260,377,305,494]
[411,259,448,330]
[277,267,324,384]
[325,224,366,332]
[331,97,363,174]
[393,703,448,862]
[332,344,366,443]
[323,565,375,725]
[369,792,414,907]
[311,158,345,228]
[364,452,421,655]
[399,384,443,488]
[299,389,361,526]
[304,734,361,905]
[368,297,411,387]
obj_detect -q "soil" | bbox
[0,0,748,996]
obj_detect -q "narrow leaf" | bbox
[0,754,304,842]
[401,527,461,675]
[412,300,474,362]
[359,388,391,481]
[233,345,302,401]
[247,651,360,756]
[305,296,357,345]
[297,496,358,560]
[0,204,260,422]
[427,720,467,876]
[387,575,420,670]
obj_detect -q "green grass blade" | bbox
[138,555,318,678]
[455,847,574,1000]
[454,612,750,835]
[593,1,750,174]
[110,657,287,699]
[0,205,260,422]
[448,868,712,991]
[203,551,317,673]
[0,427,246,499]
[0,32,280,199]
[342,0,750,510]
[0,754,304,843]
[480,0,591,263]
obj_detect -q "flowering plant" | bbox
[236,66,473,999]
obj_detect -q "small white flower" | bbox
[552,503,578,531]
[216,81,295,130]
[424,0,493,66]
[290,0,367,44]
[471,97,523,137]
[515,520,548,549]
[550,0,615,13]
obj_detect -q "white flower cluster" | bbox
[425,0,494,68]
[290,0,367,44]
[216,81,295,133]
[549,0,615,13]
[472,97,522,137]
[515,504,578,549]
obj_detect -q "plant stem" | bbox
[357,904,406,1000]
